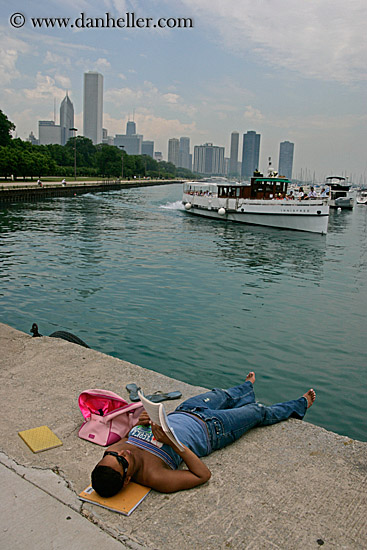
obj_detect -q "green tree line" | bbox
[0,110,193,180]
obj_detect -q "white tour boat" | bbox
[182,173,329,234]
[325,176,354,209]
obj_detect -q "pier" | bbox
[0,179,183,204]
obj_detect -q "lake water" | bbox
[1,184,366,441]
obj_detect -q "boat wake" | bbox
[160,200,184,211]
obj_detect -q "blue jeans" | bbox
[175,381,307,451]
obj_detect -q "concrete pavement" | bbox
[0,322,366,549]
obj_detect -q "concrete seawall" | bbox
[0,179,182,204]
[0,322,366,549]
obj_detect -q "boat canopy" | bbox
[183,181,219,194]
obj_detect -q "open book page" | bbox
[138,391,184,451]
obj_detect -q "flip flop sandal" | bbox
[144,391,182,403]
[126,383,141,402]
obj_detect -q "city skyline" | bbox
[1,1,366,183]
[31,86,294,178]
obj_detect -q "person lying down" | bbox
[91,372,316,495]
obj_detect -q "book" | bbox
[18,425,63,453]
[138,391,184,451]
[79,482,150,516]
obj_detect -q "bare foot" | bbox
[245,371,255,384]
[303,389,316,408]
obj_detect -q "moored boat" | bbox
[182,173,329,234]
[356,190,367,205]
[325,176,354,209]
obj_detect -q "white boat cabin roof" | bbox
[325,176,351,190]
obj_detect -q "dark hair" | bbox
[91,465,125,498]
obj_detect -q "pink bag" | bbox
[78,389,144,446]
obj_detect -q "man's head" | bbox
[91,450,130,498]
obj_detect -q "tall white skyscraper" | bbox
[278,141,294,180]
[229,131,239,176]
[60,92,74,145]
[168,138,180,166]
[83,71,103,144]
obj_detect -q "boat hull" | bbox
[183,196,329,234]
[329,197,354,209]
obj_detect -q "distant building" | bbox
[142,140,154,157]
[83,71,103,144]
[241,131,261,180]
[60,92,74,145]
[229,131,239,176]
[178,137,191,170]
[193,143,225,175]
[168,138,180,166]
[27,131,39,146]
[154,152,163,162]
[126,121,136,136]
[224,157,230,175]
[114,134,142,155]
[38,121,61,145]
[278,141,294,180]
[102,128,114,146]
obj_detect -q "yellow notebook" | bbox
[79,482,151,516]
[18,425,63,453]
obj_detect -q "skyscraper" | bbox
[60,92,74,145]
[114,134,142,155]
[38,121,61,145]
[83,71,103,144]
[193,143,225,175]
[142,140,154,157]
[229,131,239,176]
[241,131,261,180]
[168,138,180,166]
[178,137,191,170]
[126,121,136,136]
[278,141,294,180]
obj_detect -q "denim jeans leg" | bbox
[257,397,307,425]
[175,381,256,413]
[203,397,307,451]
[205,403,264,450]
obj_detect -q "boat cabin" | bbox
[217,174,290,200]
[248,176,289,199]
[325,177,351,199]
[184,173,290,200]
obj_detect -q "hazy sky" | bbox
[1,0,366,182]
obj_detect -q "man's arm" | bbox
[149,424,211,493]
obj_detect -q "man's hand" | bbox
[138,411,151,426]
[151,423,174,446]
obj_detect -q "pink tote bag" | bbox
[78,389,144,446]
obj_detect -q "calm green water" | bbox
[1,184,366,441]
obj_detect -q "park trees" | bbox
[0,110,15,147]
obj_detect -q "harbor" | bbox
[1,321,366,549]
[1,182,366,442]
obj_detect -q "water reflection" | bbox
[327,208,353,233]
[181,214,327,282]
